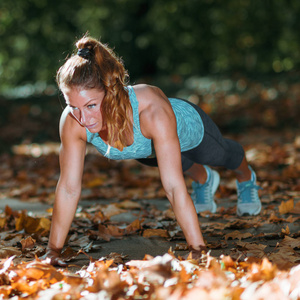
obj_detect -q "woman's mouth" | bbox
[85,123,97,129]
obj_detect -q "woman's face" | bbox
[63,87,105,133]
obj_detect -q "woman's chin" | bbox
[86,128,98,133]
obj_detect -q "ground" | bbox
[0,75,299,298]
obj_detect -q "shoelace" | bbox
[238,182,262,203]
[194,182,211,204]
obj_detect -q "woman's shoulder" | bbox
[132,84,162,99]
[133,84,175,139]
[59,107,87,143]
[132,84,170,110]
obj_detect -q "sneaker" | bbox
[191,166,220,213]
[236,166,262,216]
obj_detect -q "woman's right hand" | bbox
[184,245,208,260]
[40,248,68,267]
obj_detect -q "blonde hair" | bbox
[56,35,133,151]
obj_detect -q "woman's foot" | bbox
[191,166,220,213]
[236,166,262,216]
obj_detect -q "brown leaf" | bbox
[116,199,142,209]
[162,208,176,220]
[221,255,237,270]
[281,225,290,235]
[236,242,267,258]
[224,220,253,229]
[0,247,22,258]
[96,224,125,241]
[291,201,300,214]
[105,252,128,265]
[246,258,277,281]
[174,243,189,251]
[225,230,253,241]
[268,246,300,269]
[101,204,126,218]
[279,199,294,214]
[15,211,51,235]
[85,177,105,188]
[0,218,6,229]
[4,205,14,217]
[60,247,80,262]
[14,261,64,284]
[125,218,144,235]
[279,236,300,249]
[142,229,169,238]
[20,236,36,251]
[236,242,267,252]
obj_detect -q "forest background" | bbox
[1,0,300,93]
[1,0,300,151]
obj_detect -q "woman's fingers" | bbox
[184,245,208,260]
[40,248,68,267]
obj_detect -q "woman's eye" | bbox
[88,104,96,109]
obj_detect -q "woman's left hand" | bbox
[40,248,68,267]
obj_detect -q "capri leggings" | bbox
[137,99,245,172]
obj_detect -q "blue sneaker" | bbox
[236,167,262,216]
[191,166,220,213]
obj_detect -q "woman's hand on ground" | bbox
[184,245,208,260]
[40,248,68,267]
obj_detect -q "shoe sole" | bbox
[195,170,220,214]
[237,202,262,217]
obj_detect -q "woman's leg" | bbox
[184,163,207,184]
[233,155,252,182]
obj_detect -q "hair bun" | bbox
[77,48,91,59]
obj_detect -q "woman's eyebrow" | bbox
[67,103,77,108]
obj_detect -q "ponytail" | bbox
[57,35,133,151]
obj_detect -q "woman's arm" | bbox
[43,108,86,265]
[138,86,206,254]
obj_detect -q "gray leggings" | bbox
[137,99,244,172]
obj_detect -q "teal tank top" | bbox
[86,86,204,160]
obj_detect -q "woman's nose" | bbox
[80,111,86,123]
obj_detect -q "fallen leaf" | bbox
[281,225,290,235]
[60,247,80,262]
[291,201,300,214]
[268,246,300,269]
[0,218,6,228]
[125,218,144,235]
[0,247,22,258]
[278,199,294,214]
[15,211,51,235]
[174,243,189,251]
[279,236,300,249]
[101,204,126,218]
[20,236,36,251]
[142,229,169,238]
[225,230,253,241]
[116,199,142,209]
[85,177,105,188]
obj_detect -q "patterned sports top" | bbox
[86,86,204,160]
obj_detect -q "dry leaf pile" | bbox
[1,250,300,299]
[0,75,300,299]
[0,132,300,298]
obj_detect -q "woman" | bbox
[44,36,261,266]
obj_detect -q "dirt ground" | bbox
[1,127,299,271]
[1,76,300,271]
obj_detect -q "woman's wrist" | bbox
[188,244,208,253]
[46,245,63,254]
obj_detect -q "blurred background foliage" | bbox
[0,0,299,151]
[1,0,300,93]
